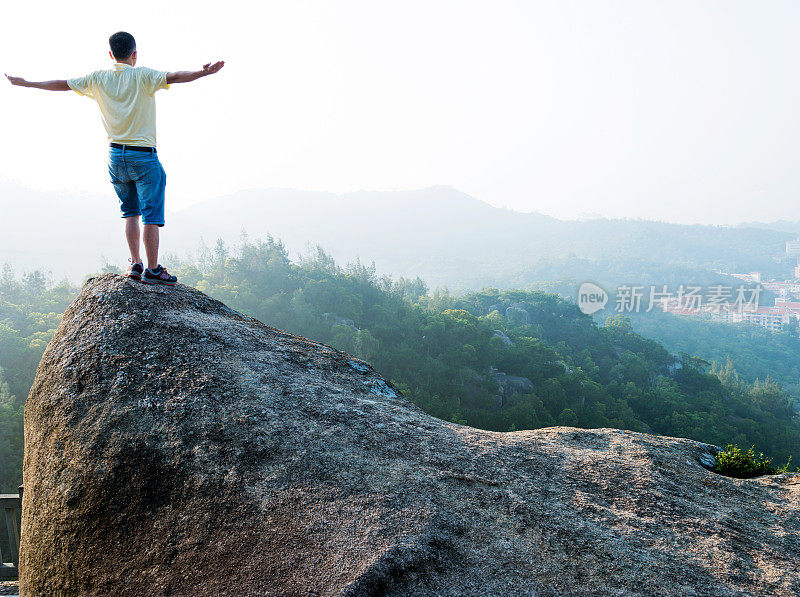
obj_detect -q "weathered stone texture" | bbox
[20,275,800,596]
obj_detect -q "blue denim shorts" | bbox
[108,146,166,226]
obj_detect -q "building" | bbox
[655,269,800,333]
[762,280,800,297]
[787,238,800,259]
[737,304,800,332]
[730,272,762,284]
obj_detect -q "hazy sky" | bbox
[2,1,800,225]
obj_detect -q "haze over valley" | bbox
[3,181,796,293]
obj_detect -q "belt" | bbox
[110,142,156,153]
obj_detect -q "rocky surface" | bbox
[20,274,800,596]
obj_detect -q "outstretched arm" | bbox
[5,74,70,91]
[166,60,225,84]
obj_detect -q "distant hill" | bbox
[1,182,794,290]
[737,220,800,235]
[0,182,121,279]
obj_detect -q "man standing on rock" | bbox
[5,31,224,286]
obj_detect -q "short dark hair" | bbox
[109,32,136,60]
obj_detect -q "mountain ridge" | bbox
[1,182,793,290]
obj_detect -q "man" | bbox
[5,31,224,285]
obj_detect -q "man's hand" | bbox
[5,74,28,86]
[4,74,69,91]
[166,61,225,85]
[202,61,225,75]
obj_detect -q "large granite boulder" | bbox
[20,275,800,596]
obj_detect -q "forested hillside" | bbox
[1,239,798,492]
[0,267,75,492]
[628,309,800,400]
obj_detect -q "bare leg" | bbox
[125,216,142,264]
[143,224,160,270]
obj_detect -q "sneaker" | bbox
[142,265,177,286]
[127,261,144,281]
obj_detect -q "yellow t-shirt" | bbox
[67,63,170,147]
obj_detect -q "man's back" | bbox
[68,64,170,147]
[5,29,223,285]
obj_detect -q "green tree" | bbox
[0,367,23,492]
